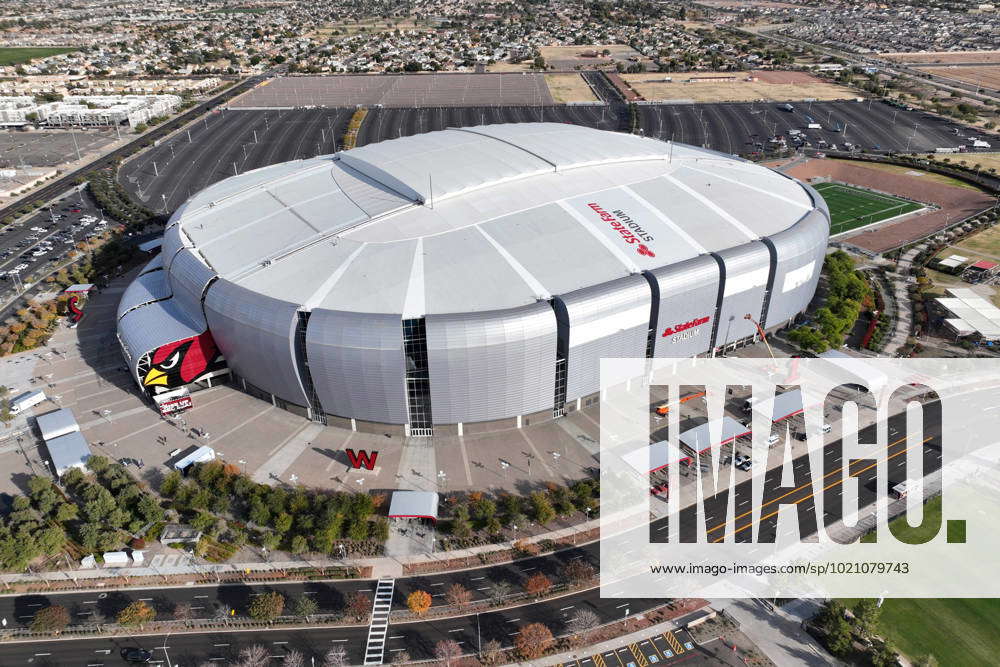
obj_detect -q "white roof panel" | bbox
[36,408,80,441]
[165,124,820,317]
[46,430,90,477]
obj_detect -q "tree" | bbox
[292,595,319,619]
[434,639,463,665]
[173,602,194,622]
[345,591,371,621]
[489,580,511,604]
[524,572,552,597]
[562,559,595,585]
[237,644,270,667]
[853,598,881,639]
[390,649,412,664]
[530,491,555,524]
[445,583,472,607]
[323,644,348,667]
[565,608,599,637]
[282,649,305,667]
[872,640,898,667]
[515,622,553,659]
[406,589,432,616]
[117,600,156,627]
[248,591,285,621]
[479,639,504,666]
[826,614,853,657]
[31,605,69,633]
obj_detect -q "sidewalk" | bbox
[708,598,835,666]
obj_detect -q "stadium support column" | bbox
[403,318,434,437]
[551,298,570,418]
[641,272,660,358]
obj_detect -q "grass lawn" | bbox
[813,182,924,235]
[848,496,1000,663]
[0,47,78,66]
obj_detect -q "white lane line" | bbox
[469,576,485,581]
[508,632,520,636]
[506,618,520,623]
[476,587,490,591]
[430,582,445,587]
[616,603,629,609]
[138,598,153,601]
[389,635,404,639]
[27,603,43,607]
[432,594,445,597]
[193,595,209,599]
[448,628,463,633]
[273,641,288,645]
[330,639,348,643]
[213,643,230,647]
[35,653,52,657]
[560,605,574,611]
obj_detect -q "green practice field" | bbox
[0,47,78,66]
[813,182,923,236]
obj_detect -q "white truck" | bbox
[890,480,912,500]
[806,122,822,129]
[969,139,991,149]
[9,389,46,414]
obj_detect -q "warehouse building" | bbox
[116,123,829,436]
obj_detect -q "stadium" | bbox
[116,123,829,436]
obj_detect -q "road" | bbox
[0,588,665,665]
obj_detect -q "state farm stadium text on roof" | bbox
[117,123,829,435]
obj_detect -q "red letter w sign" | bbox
[346,448,378,470]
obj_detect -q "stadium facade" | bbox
[116,123,829,436]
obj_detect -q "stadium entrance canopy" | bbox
[679,416,750,455]
[621,440,692,475]
[388,491,439,523]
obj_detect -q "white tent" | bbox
[388,491,439,522]
[46,431,91,477]
[36,408,80,441]
[679,416,750,454]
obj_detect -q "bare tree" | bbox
[565,608,600,637]
[479,639,505,666]
[489,580,511,605]
[435,639,463,666]
[445,583,472,607]
[282,649,305,667]
[173,602,194,623]
[323,644,348,667]
[390,650,412,664]
[237,644,271,667]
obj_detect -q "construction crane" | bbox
[744,313,776,361]
[655,390,706,415]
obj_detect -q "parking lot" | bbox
[0,188,110,311]
[0,127,120,168]
[118,100,999,214]
[557,628,712,667]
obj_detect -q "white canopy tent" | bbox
[388,491,439,523]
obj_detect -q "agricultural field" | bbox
[620,72,852,102]
[544,73,598,103]
[883,50,1000,64]
[0,47,77,66]
[916,65,1000,90]
[813,182,924,235]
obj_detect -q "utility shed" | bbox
[388,491,439,523]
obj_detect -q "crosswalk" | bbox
[364,579,395,665]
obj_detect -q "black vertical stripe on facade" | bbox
[550,297,570,411]
[707,253,727,351]
[758,238,779,330]
[641,271,660,358]
[293,310,325,421]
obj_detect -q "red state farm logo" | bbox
[586,203,656,258]
[661,316,711,337]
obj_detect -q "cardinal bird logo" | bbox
[143,331,223,388]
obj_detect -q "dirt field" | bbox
[697,0,800,7]
[883,51,1000,64]
[544,73,598,102]
[487,61,534,72]
[916,65,1000,89]
[538,44,652,70]
[752,70,821,84]
[313,17,432,36]
[785,158,995,252]
[621,72,853,102]
[854,160,983,191]
[943,152,1000,173]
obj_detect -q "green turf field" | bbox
[813,182,923,236]
[0,47,78,66]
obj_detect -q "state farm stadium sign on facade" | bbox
[116,123,829,436]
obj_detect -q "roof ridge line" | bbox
[452,125,559,172]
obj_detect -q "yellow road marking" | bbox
[629,643,648,667]
[706,433,913,536]
[713,436,932,542]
